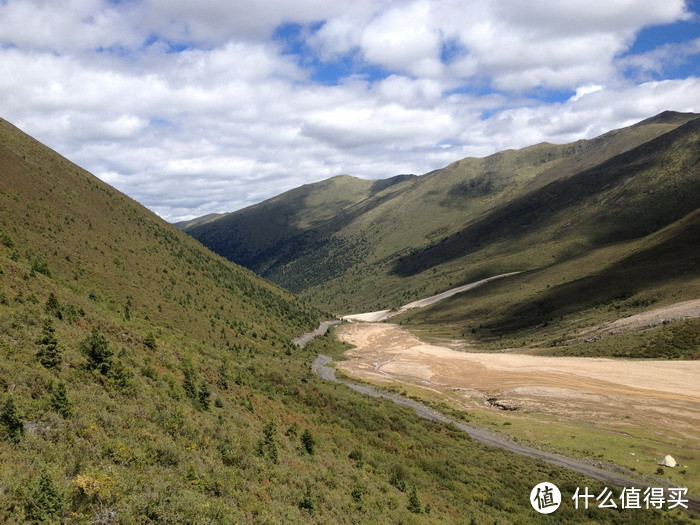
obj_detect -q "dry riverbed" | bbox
[335,322,700,489]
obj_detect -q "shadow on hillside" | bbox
[391,118,700,278]
[482,210,700,334]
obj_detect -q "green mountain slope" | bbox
[181,112,699,354]
[2,118,679,523]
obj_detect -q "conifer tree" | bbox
[25,470,65,522]
[49,381,72,418]
[301,429,316,455]
[37,320,62,369]
[407,486,422,514]
[80,327,112,375]
[0,396,24,442]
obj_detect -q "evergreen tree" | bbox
[49,381,72,418]
[301,429,316,455]
[257,421,279,463]
[109,359,133,392]
[25,470,65,523]
[80,327,112,375]
[44,293,62,319]
[197,381,211,411]
[0,396,24,442]
[182,363,197,400]
[36,320,62,369]
[407,486,422,514]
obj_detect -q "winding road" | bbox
[300,331,699,514]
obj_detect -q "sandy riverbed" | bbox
[335,322,700,438]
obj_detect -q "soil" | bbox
[334,322,700,441]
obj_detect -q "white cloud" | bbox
[570,84,604,101]
[0,0,697,221]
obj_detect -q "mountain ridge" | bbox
[181,111,699,355]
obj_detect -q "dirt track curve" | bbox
[310,353,700,514]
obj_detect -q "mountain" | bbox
[181,111,700,355]
[3,117,672,523]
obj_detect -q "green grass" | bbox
[4,117,693,522]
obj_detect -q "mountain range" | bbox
[179,111,700,355]
[0,113,695,523]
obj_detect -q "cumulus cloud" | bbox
[0,0,697,221]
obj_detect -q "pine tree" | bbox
[80,327,112,375]
[0,396,24,442]
[25,470,65,523]
[182,363,197,400]
[197,381,211,411]
[407,486,422,514]
[44,293,62,319]
[301,429,316,455]
[49,381,72,418]
[36,320,62,369]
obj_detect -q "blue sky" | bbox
[0,0,697,220]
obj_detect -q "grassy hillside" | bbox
[2,118,684,523]
[182,111,699,356]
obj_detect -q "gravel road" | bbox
[310,353,699,514]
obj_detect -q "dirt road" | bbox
[311,354,700,512]
[341,272,520,322]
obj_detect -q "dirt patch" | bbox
[575,299,700,342]
[335,322,700,440]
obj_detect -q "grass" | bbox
[4,117,692,522]
[332,361,700,495]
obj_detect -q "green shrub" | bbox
[25,470,65,523]
[49,381,72,418]
[44,293,62,319]
[407,486,422,514]
[301,428,316,455]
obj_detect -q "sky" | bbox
[0,0,698,221]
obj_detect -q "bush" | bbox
[301,429,316,455]
[49,381,72,418]
[25,470,65,523]
[44,293,62,319]
[407,486,422,514]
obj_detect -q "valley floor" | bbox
[333,321,700,493]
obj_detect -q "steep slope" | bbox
[180,173,417,290]
[182,112,699,348]
[2,118,675,524]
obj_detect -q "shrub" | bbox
[182,363,197,400]
[407,486,422,514]
[143,332,157,350]
[49,381,72,418]
[31,257,51,277]
[197,382,211,411]
[301,429,316,455]
[44,293,62,319]
[25,470,65,523]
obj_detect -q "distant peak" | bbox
[632,110,699,127]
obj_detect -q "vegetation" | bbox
[0,115,695,523]
[183,112,700,358]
